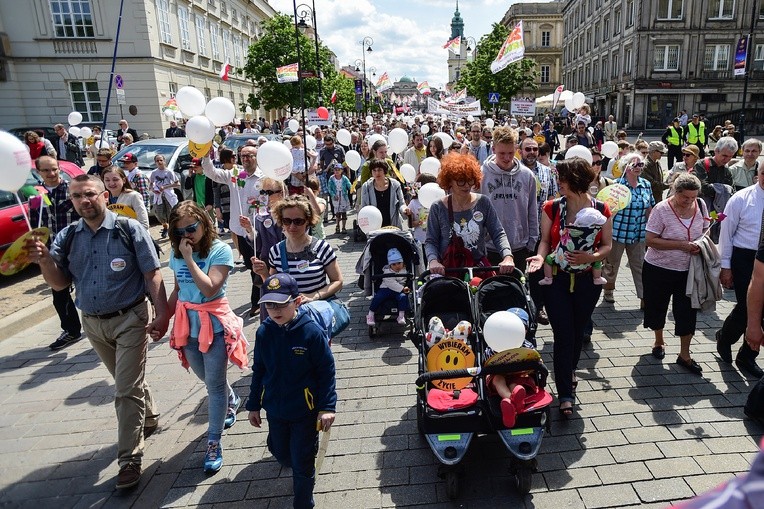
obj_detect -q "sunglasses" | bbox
[682,153,693,157]
[264,299,294,310]
[281,217,307,226]
[173,221,200,237]
[523,147,539,152]
[592,160,603,166]
[260,189,282,196]
[632,162,645,168]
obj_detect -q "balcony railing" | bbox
[700,69,731,79]
[52,39,98,54]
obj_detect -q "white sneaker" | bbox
[603,290,615,303]
[397,312,406,325]
[366,312,376,326]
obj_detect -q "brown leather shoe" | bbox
[116,462,141,489]
[536,309,549,325]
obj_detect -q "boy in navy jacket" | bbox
[247,273,337,509]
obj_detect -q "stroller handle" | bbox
[415,361,548,387]
[418,266,527,281]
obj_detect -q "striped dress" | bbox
[268,238,336,294]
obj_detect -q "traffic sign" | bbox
[115,75,124,89]
[488,92,500,104]
[116,88,126,105]
[300,71,316,78]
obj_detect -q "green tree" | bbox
[323,73,357,114]
[456,22,539,111]
[243,14,338,112]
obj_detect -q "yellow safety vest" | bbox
[687,122,706,144]
[667,127,680,146]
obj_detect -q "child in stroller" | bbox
[367,248,410,326]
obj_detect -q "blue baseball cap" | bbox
[259,273,299,304]
[506,307,530,328]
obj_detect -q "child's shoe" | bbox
[510,385,527,414]
[500,398,517,428]
[397,311,406,325]
[451,320,472,342]
[538,276,553,286]
[204,441,223,474]
[366,311,376,326]
[593,276,607,285]
[425,316,446,349]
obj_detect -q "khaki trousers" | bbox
[82,302,158,467]
[603,240,646,299]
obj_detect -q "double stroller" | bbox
[411,267,552,499]
[355,228,420,337]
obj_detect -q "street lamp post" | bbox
[359,37,373,117]
[368,67,376,113]
[296,1,323,106]
[291,0,308,171]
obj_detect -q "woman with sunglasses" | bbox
[101,166,150,230]
[359,158,408,229]
[601,152,655,305]
[425,153,514,276]
[167,201,247,474]
[251,195,343,306]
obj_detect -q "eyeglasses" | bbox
[592,160,603,166]
[173,221,200,237]
[70,191,103,200]
[240,154,256,159]
[264,299,294,309]
[260,189,283,196]
[455,179,476,187]
[523,147,539,152]
[281,217,307,226]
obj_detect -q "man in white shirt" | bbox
[202,145,263,315]
[717,164,764,378]
[604,115,618,142]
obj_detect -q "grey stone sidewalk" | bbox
[0,222,761,509]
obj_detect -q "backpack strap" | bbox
[279,240,289,273]
[704,157,711,173]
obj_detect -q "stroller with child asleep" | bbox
[355,227,420,337]
[411,267,552,499]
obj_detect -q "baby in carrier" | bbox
[539,206,608,285]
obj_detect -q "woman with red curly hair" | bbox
[425,153,515,275]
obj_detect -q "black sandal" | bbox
[559,403,575,419]
[676,355,702,375]
[652,345,665,360]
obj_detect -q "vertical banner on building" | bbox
[491,21,525,74]
[734,36,750,76]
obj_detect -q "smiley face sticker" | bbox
[426,339,476,391]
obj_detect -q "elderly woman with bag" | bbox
[425,153,514,276]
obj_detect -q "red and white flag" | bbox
[330,89,337,104]
[219,61,232,81]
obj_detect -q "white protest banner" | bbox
[427,98,483,117]
[510,97,536,117]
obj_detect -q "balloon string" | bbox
[14,192,33,232]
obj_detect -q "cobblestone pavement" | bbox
[0,210,761,509]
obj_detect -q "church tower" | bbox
[447,0,468,88]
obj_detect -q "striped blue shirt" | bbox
[268,238,337,294]
[612,177,655,244]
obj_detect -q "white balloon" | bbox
[565,145,594,165]
[357,205,383,234]
[174,111,184,120]
[205,97,236,127]
[485,118,495,128]
[483,311,526,352]
[345,150,362,171]
[0,131,33,192]
[368,133,386,149]
[588,127,594,134]
[164,109,175,119]
[417,182,445,209]
[420,124,430,135]
[175,86,206,117]
[305,134,317,150]
[467,115,474,122]
[336,128,351,146]
[258,141,294,180]
[288,118,299,132]
[68,126,81,138]
[564,97,575,112]
[245,105,253,114]
[67,111,83,126]
[572,92,586,109]
[434,132,453,148]
[388,128,409,154]
[283,139,292,148]
[601,141,619,159]
[185,115,216,144]
[420,157,441,177]
[308,125,318,134]
[365,115,373,125]
[80,127,92,139]
[400,163,417,183]
[95,140,110,150]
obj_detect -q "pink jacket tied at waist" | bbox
[170,297,249,370]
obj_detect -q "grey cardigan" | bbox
[359,178,406,229]
[424,194,512,264]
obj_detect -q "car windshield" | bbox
[0,173,41,208]
[114,144,179,171]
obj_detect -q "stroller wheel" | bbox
[445,471,460,500]
[515,467,533,495]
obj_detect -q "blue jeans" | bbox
[369,287,409,313]
[267,414,319,509]
[183,332,233,442]
[542,271,602,404]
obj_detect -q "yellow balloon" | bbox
[107,203,138,219]
[596,184,632,214]
[189,140,212,158]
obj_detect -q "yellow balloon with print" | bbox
[189,140,212,158]
[596,183,632,214]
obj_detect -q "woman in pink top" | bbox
[643,173,708,374]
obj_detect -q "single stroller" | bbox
[355,228,419,337]
[412,268,552,499]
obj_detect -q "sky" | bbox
[267,0,524,87]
